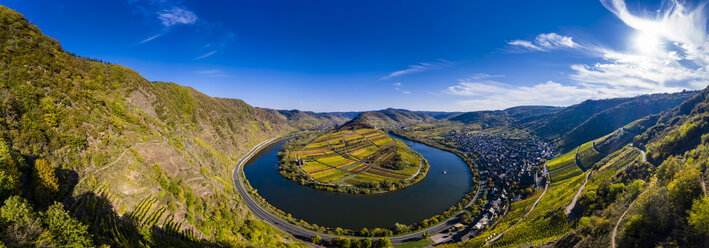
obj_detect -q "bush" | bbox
[375,237,391,248]
[311,235,322,244]
[332,236,351,248]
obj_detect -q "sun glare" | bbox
[633,31,662,54]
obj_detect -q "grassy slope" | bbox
[0,6,347,247]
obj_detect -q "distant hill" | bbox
[267,109,349,126]
[552,92,695,151]
[416,111,463,120]
[527,92,696,152]
[325,111,361,119]
[339,108,433,130]
[449,106,562,128]
[448,93,697,152]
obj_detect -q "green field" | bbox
[288,128,425,187]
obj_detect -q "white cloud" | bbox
[448,0,709,111]
[194,50,217,60]
[392,82,412,94]
[536,33,577,49]
[140,33,161,43]
[381,60,451,80]
[469,73,504,80]
[158,6,198,27]
[508,33,578,51]
[446,80,607,111]
[569,0,709,94]
[508,40,543,51]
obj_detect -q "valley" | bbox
[1,3,709,248]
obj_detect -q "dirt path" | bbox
[565,169,591,215]
[612,200,637,248]
[405,156,424,181]
[564,145,590,215]
[701,174,707,196]
[486,162,550,245]
[95,148,130,173]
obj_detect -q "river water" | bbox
[242,137,473,229]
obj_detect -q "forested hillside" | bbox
[342,108,433,129]
[449,92,695,153]
[0,6,347,247]
[446,86,709,248]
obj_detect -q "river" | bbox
[243,136,473,230]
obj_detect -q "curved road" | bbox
[232,136,484,245]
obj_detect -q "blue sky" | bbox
[4,0,708,111]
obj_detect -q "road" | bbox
[232,136,486,245]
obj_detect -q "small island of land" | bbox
[278,119,429,194]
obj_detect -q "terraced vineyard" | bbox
[576,141,604,170]
[281,128,428,192]
[548,149,583,184]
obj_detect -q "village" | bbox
[433,130,555,242]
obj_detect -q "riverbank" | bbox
[233,133,485,244]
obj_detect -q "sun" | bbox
[633,31,662,54]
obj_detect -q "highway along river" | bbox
[243,137,473,230]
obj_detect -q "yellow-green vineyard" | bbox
[279,128,429,193]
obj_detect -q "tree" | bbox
[0,140,21,200]
[360,227,370,237]
[335,227,344,235]
[688,196,709,236]
[394,222,409,234]
[310,234,322,244]
[0,196,33,223]
[332,236,351,248]
[667,167,701,211]
[360,238,373,248]
[41,202,92,247]
[34,159,59,194]
[422,231,430,238]
[375,237,391,248]
[0,170,19,200]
